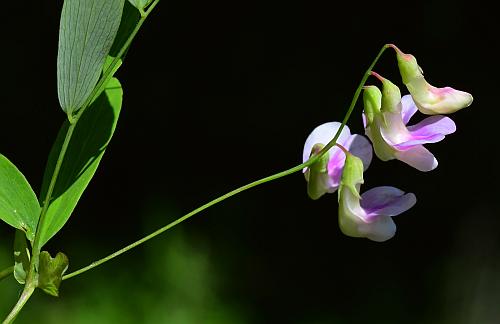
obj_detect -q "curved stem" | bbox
[317,44,389,156]
[3,2,164,321]
[63,44,388,280]
[63,160,310,280]
[2,121,77,323]
[73,0,161,122]
[0,266,13,282]
[32,123,76,256]
[62,44,389,281]
[2,283,35,324]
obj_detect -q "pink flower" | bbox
[302,122,372,199]
[363,75,456,171]
[338,151,416,242]
[389,44,473,115]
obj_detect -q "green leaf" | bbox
[38,251,69,297]
[13,230,31,284]
[57,0,125,115]
[127,0,153,11]
[110,1,141,58]
[101,2,141,80]
[39,78,123,247]
[0,155,40,241]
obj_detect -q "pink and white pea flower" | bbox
[363,75,456,172]
[389,44,473,115]
[302,122,372,200]
[338,150,416,242]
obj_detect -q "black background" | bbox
[1,1,498,323]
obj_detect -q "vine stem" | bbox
[62,43,390,281]
[1,284,35,324]
[72,0,161,123]
[3,1,162,323]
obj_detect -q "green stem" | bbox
[0,266,13,282]
[63,160,310,280]
[2,283,35,324]
[32,123,77,256]
[317,44,389,156]
[63,44,390,280]
[3,1,163,321]
[72,0,161,122]
[3,121,78,323]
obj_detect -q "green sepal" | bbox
[362,85,382,125]
[339,153,364,200]
[307,143,330,200]
[380,77,402,113]
[13,230,30,284]
[38,251,69,297]
[394,49,423,85]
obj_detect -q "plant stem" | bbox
[63,160,310,280]
[317,44,389,155]
[63,44,390,281]
[32,123,77,255]
[2,283,35,324]
[3,121,78,323]
[73,0,161,122]
[3,2,163,321]
[0,266,13,282]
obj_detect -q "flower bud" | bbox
[362,86,382,126]
[371,72,402,113]
[390,44,473,115]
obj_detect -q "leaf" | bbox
[101,2,141,81]
[38,251,69,297]
[57,0,125,115]
[13,230,31,284]
[127,0,153,11]
[0,155,40,241]
[110,1,141,58]
[39,78,123,247]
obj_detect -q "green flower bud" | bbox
[306,143,331,200]
[362,86,382,126]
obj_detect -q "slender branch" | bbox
[2,284,35,324]
[63,160,311,280]
[2,120,77,323]
[62,44,390,280]
[73,0,161,122]
[0,266,13,282]
[2,1,163,321]
[32,123,76,255]
[318,44,389,155]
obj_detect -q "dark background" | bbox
[1,1,498,323]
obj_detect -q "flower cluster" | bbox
[303,45,472,242]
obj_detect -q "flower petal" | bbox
[407,77,473,115]
[407,115,456,137]
[360,186,417,219]
[393,133,445,149]
[394,145,438,171]
[344,134,373,171]
[339,185,398,242]
[401,94,418,125]
[393,115,456,149]
[326,151,345,191]
[303,122,351,165]
[361,216,397,242]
